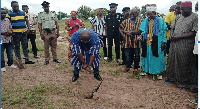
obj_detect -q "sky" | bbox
[1,0,198,16]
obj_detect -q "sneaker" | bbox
[116,59,120,63]
[53,59,61,63]
[44,61,49,65]
[124,67,130,72]
[34,55,40,59]
[94,73,102,81]
[8,64,17,69]
[157,75,162,80]
[104,57,108,60]
[140,72,147,76]
[1,67,6,72]
[133,69,138,74]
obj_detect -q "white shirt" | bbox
[90,16,106,36]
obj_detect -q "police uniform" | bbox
[37,1,61,65]
[105,3,123,62]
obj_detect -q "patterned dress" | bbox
[65,18,84,61]
[166,13,198,88]
[139,16,167,74]
[71,28,102,69]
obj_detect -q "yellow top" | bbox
[164,11,176,40]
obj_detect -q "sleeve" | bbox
[164,12,171,23]
[71,31,81,54]
[192,14,198,32]
[8,19,12,31]
[37,13,42,23]
[6,13,11,21]
[90,17,95,24]
[105,15,108,24]
[161,18,167,43]
[120,20,126,29]
[54,12,58,21]
[139,18,146,32]
[89,30,101,55]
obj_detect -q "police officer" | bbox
[105,3,123,63]
[120,7,130,65]
[37,1,61,65]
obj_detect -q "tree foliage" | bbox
[57,11,67,20]
[77,5,92,20]
[90,8,108,18]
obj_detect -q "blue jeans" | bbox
[13,33,29,61]
[74,66,99,74]
[124,48,140,69]
[1,42,14,68]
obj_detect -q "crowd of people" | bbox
[1,1,198,93]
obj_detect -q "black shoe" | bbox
[44,61,49,65]
[34,55,40,59]
[94,73,102,81]
[53,59,61,63]
[107,58,112,62]
[25,61,35,64]
[72,74,79,82]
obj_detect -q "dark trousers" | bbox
[101,36,107,57]
[121,47,125,63]
[107,34,120,60]
[74,66,99,74]
[124,48,140,69]
[13,33,29,61]
[1,42,14,68]
[27,33,37,55]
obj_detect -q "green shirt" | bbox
[37,11,57,29]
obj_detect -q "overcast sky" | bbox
[1,0,198,15]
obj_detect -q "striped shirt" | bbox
[120,18,142,48]
[6,10,28,32]
[71,28,102,69]
[90,16,106,36]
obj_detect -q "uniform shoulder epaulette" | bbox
[51,11,56,13]
[38,12,43,15]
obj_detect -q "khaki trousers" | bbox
[42,29,57,61]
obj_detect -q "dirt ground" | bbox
[1,36,198,109]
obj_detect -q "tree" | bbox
[90,8,108,18]
[77,5,92,20]
[140,4,147,18]
[57,11,67,20]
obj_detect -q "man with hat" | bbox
[105,3,123,63]
[166,1,198,90]
[119,7,130,65]
[139,4,167,79]
[22,5,39,59]
[65,11,85,61]
[37,1,61,65]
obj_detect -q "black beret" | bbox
[109,3,118,8]
[41,1,50,7]
[122,7,130,12]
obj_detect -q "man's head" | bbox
[80,30,90,43]
[146,4,157,19]
[41,1,50,12]
[97,8,104,16]
[109,3,118,14]
[122,7,130,18]
[1,8,7,20]
[22,5,29,13]
[169,5,176,12]
[175,1,181,15]
[129,8,139,20]
[11,1,19,12]
[70,11,78,20]
[195,2,198,12]
[180,1,192,17]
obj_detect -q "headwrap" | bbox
[146,4,157,12]
[70,11,78,15]
[181,1,192,7]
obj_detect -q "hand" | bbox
[26,29,30,34]
[7,30,12,35]
[85,67,91,74]
[161,42,165,51]
[170,35,179,41]
[82,63,88,70]
[40,34,45,40]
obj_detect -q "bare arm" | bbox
[55,20,60,37]
[26,19,31,32]
[89,55,95,66]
